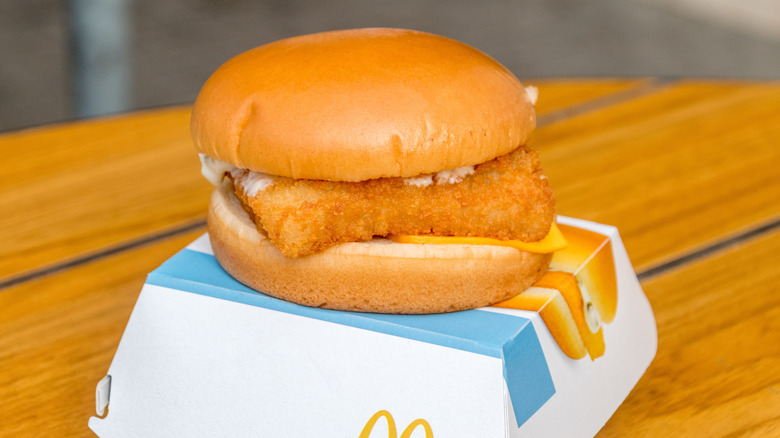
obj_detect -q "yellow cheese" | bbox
[388,223,567,254]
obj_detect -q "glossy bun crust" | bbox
[208,181,551,314]
[191,28,536,181]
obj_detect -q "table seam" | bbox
[536,77,678,128]
[637,214,780,282]
[0,218,207,291]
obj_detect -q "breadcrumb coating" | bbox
[231,145,555,258]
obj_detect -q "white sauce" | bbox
[525,85,539,106]
[434,165,475,184]
[199,153,236,186]
[202,152,474,192]
[199,154,275,196]
[404,174,434,187]
[230,168,276,197]
[402,165,476,187]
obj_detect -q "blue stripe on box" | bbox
[147,248,555,427]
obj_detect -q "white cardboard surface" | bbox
[89,285,508,437]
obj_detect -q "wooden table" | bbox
[1,78,778,436]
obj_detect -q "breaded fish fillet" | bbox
[230,145,555,258]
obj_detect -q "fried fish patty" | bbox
[230,145,555,258]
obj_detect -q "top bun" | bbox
[191,28,536,182]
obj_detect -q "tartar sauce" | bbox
[403,165,475,187]
[230,168,276,197]
[199,153,275,196]
[199,153,236,186]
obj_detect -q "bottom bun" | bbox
[208,180,552,314]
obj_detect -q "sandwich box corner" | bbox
[88,216,657,437]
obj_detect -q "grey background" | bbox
[1,0,778,133]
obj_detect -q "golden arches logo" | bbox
[359,410,433,438]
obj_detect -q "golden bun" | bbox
[207,181,551,314]
[191,28,536,182]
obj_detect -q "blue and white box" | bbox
[89,217,656,437]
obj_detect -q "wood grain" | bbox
[534,81,780,271]
[0,107,213,282]
[529,78,650,116]
[0,229,205,438]
[598,230,780,437]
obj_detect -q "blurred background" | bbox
[1,0,778,133]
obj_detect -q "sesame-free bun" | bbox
[208,181,551,314]
[191,28,536,182]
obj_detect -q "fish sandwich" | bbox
[192,28,563,314]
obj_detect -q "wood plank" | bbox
[598,230,780,437]
[530,78,651,116]
[0,228,205,437]
[0,107,213,282]
[0,81,648,284]
[534,81,780,271]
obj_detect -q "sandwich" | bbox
[191,28,564,314]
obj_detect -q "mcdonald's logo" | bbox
[359,410,433,438]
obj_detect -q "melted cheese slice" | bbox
[388,223,567,254]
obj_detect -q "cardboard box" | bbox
[88,216,656,437]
